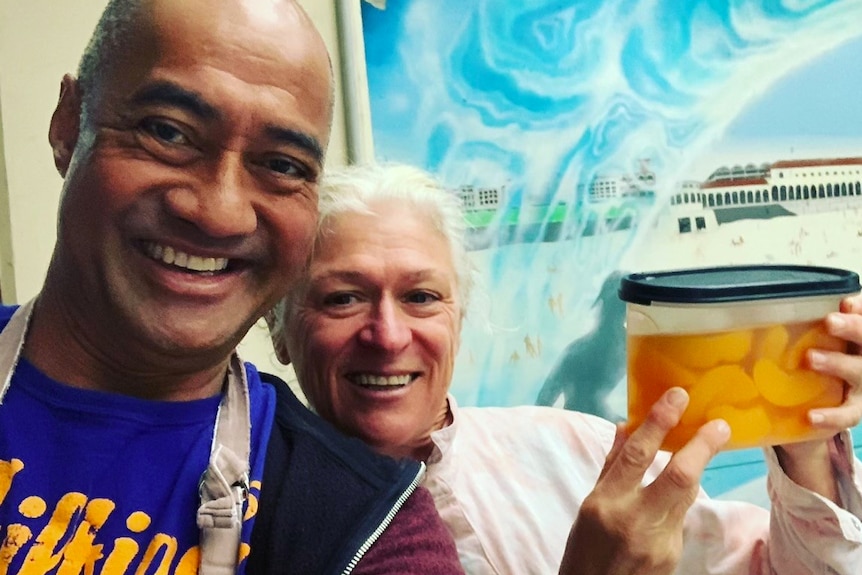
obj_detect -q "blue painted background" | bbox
[361,0,862,503]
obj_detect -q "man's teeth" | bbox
[144,243,229,272]
[355,374,412,387]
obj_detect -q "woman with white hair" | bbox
[268,162,862,575]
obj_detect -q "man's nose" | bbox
[358,299,412,352]
[164,154,257,237]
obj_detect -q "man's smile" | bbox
[142,241,230,273]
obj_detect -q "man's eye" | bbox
[264,156,306,178]
[140,118,190,146]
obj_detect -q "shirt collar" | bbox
[427,393,460,466]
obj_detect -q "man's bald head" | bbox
[74,0,333,131]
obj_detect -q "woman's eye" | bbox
[140,118,189,146]
[323,293,358,307]
[407,291,439,304]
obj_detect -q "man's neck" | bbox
[21,292,229,401]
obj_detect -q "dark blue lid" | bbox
[619,264,860,305]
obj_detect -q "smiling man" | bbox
[0,1,462,573]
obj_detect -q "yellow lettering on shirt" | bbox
[174,547,198,575]
[18,498,46,520]
[242,481,261,521]
[0,461,24,507]
[0,525,33,574]
[19,492,87,574]
[125,514,149,534]
[56,499,114,575]
[0,457,263,574]
[100,539,138,575]
[134,534,176,575]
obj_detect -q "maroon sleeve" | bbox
[353,485,465,574]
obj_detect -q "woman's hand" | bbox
[559,388,729,575]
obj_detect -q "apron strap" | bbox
[197,352,251,574]
[0,299,35,404]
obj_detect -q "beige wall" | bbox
[0,0,364,384]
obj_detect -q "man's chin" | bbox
[131,315,245,360]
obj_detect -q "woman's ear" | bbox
[263,310,291,365]
[48,74,82,177]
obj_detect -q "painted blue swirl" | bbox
[361,0,862,496]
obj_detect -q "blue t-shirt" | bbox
[0,305,275,574]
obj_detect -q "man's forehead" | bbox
[148,0,313,42]
[91,0,332,139]
[96,0,326,81]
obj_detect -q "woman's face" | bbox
[285,201,462,460]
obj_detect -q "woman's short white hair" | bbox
[317,162,475,306]
[268,162,479,348]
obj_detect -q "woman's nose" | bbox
[358,299,412,352]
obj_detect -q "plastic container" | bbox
[619,265,860,452]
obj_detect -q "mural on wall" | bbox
[361,0,862,502]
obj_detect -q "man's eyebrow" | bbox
[130,82,218,120]
[265,125,325,166]
[129,83,324,164]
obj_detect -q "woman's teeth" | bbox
[354,374,412,387]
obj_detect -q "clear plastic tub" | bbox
[619,265,861,451]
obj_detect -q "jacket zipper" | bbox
[340,462,427,575]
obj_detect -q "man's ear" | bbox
[49,74,82,177]
[263,309,292,365]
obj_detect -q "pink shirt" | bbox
[425,396,862,574]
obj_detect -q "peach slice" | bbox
[781,324,846,371]
[629,343,698,419]
[706,404,771,447]
[655,330,754,370]
[808,376,845,408]
[752,325,789,363]
[680,365,758,426]
[753,358,826,407]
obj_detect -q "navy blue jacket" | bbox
[248,373,430,574]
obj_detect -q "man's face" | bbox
[286,202,462,460]
[50,0,332,360]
